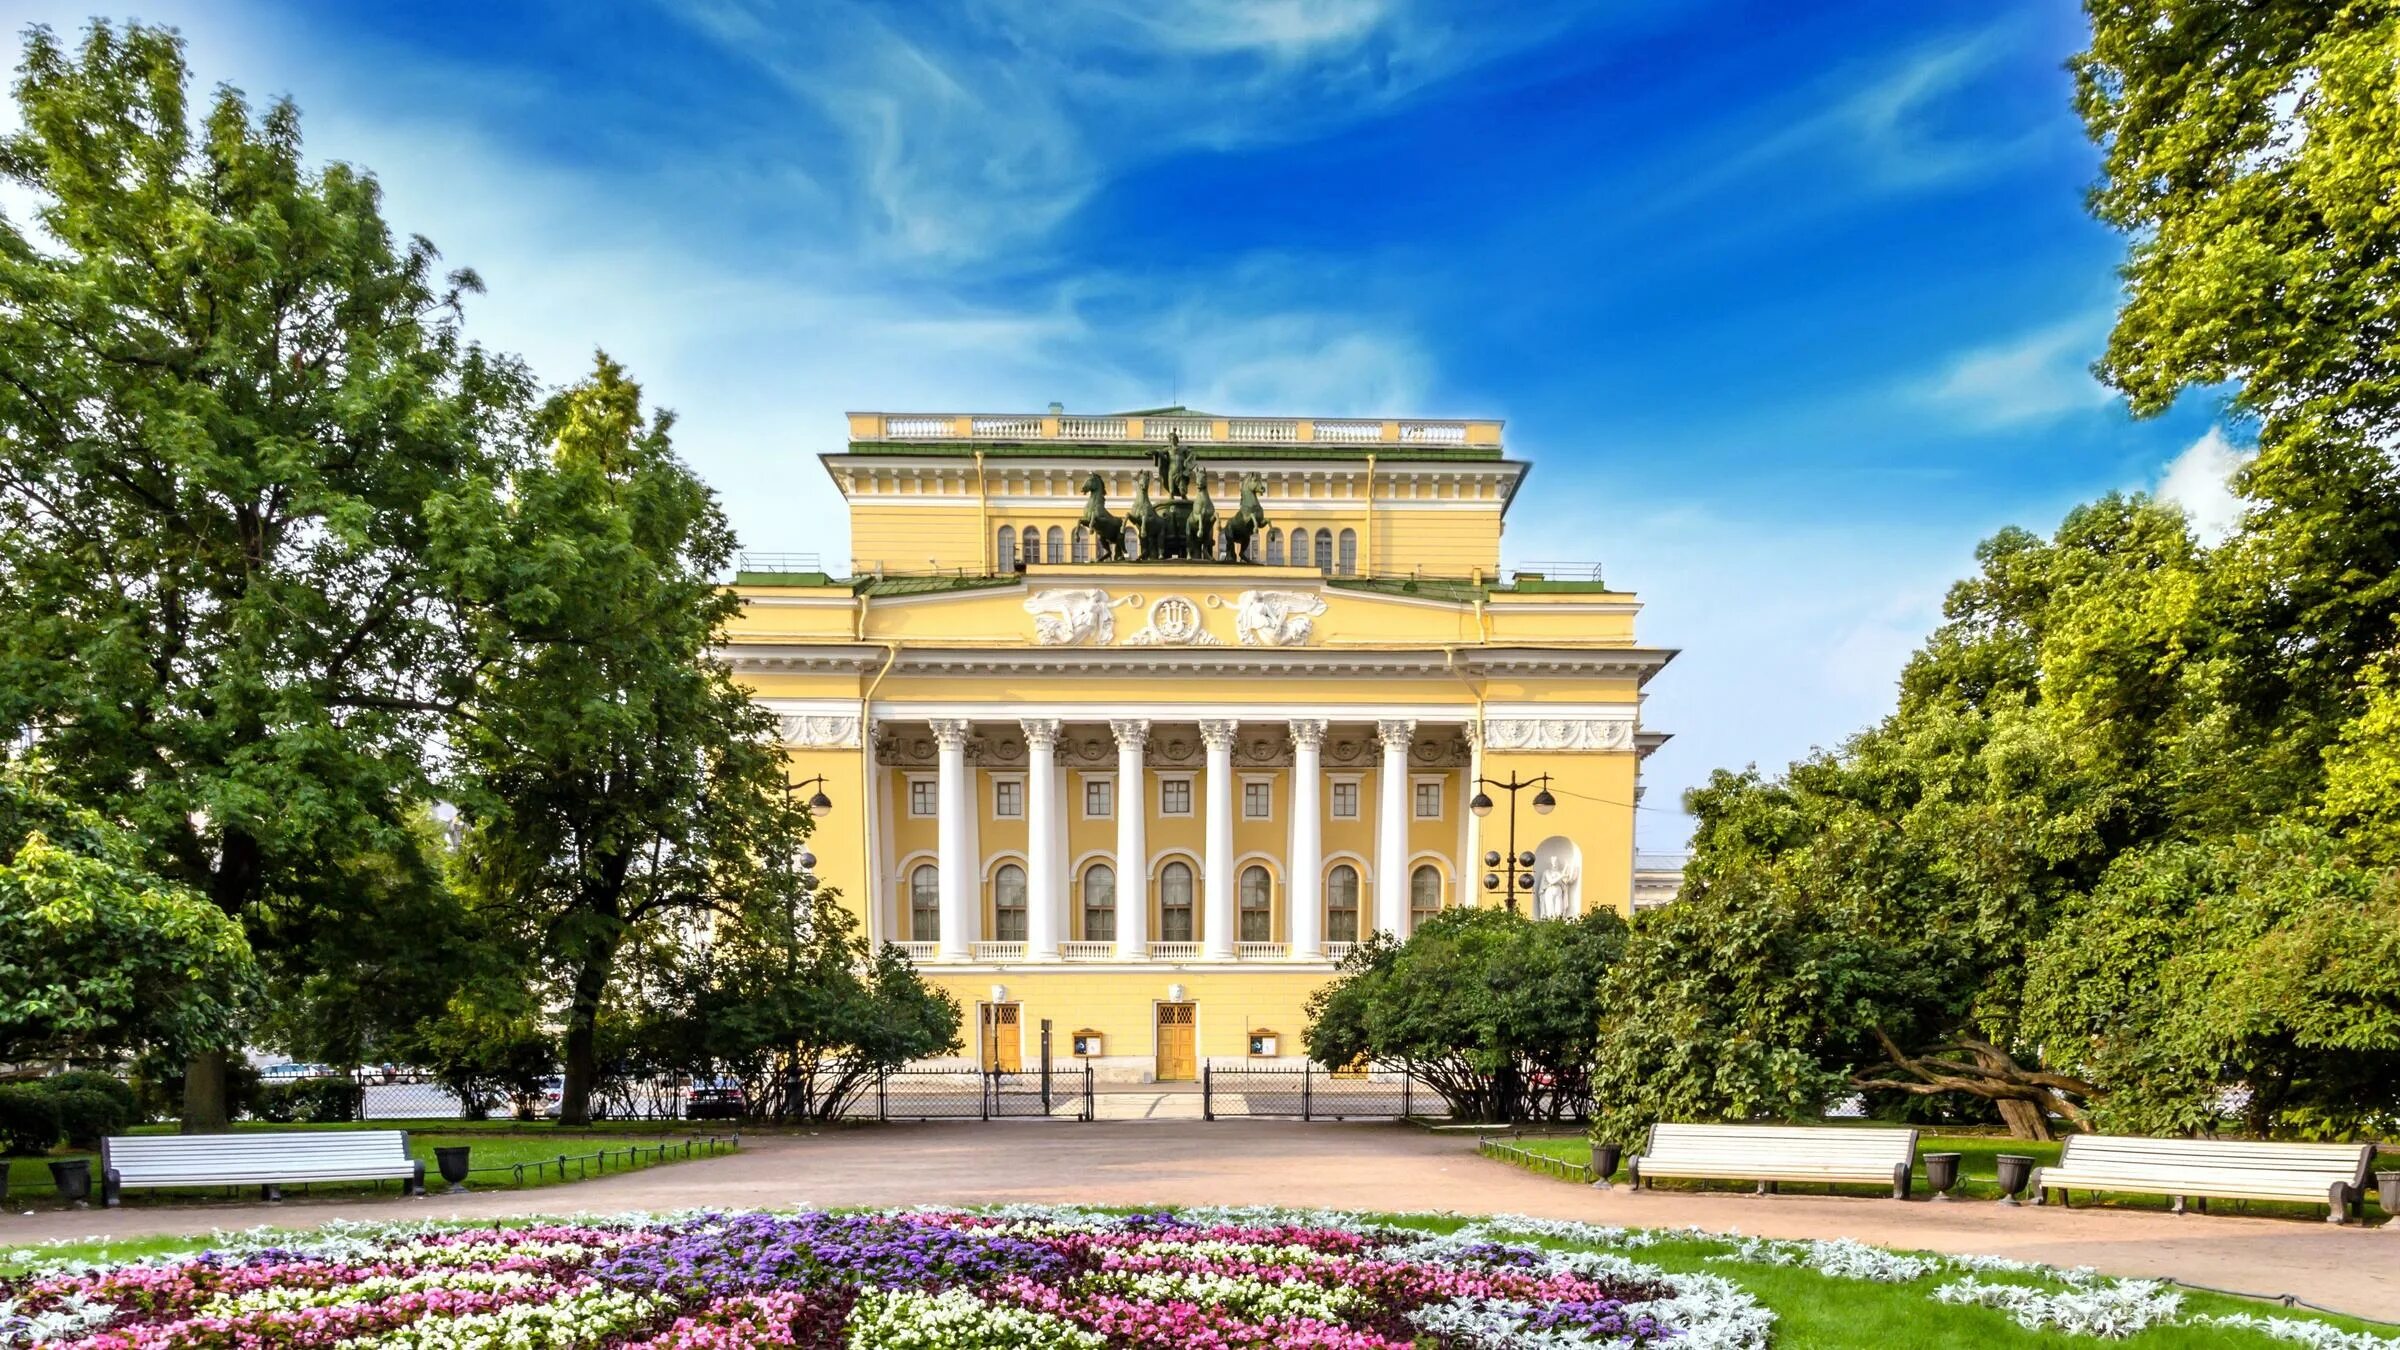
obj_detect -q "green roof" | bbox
[852,573,1025,598]
[733,569,837,587]
[1327,576,1494,604]
[1501,577,1613,593]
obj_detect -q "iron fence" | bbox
[847,1065,1091,1121]
[1200,1063,1426,1120]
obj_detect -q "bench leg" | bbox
[101,1170,121,1209]
[407,1161,426,1198]
[262,1184,283,1204]
[2172,1195,2186,1216]
[2329,1182,2353,1225]
[1893,1162,1911,1201]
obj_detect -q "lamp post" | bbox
[1469,773,1555,914]
[786,775,835,815]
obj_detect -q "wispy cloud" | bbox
[2154,425,2253,544]
[1913,313,2117,430]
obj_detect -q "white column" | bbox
[1463,720,1485,908]
[1110,718,1149,959]
[1021,718,1062,960]
[1375,718,1414,936]
[1200,719,1238,960]
[1287,719,1325,959]
[931,719,974,961]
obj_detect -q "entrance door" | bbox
[980,1003,1022,1072]
[1155,1003,1197,1082]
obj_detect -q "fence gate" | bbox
[1201,1063,1419,1120]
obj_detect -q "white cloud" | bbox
[2155,424,2253,544]
[1916,314,2116,430]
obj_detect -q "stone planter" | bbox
[1922,1151,1961,1201]
[48,1158,91,1209]
[1994,1153,2035,1206]
[1591,1142,1623,1190]
[435,1146,473,1194]
[2378,1171,2398,1227]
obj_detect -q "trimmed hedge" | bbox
[253,1077,360,1124]
[0,1084,63,1156]
[50,1088,131,1151]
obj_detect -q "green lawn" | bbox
[2,1124,739,1206]
[1486,1131,2394,1222]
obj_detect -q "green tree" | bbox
[0,761,256,1066]
[1305,908,1624,1122]
[0,22,526,1126]
[2024,824,2400,1138]
[437,354,807,1126]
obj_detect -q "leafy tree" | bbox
[628,891,961,1122]
[0,761,256,1067]
[2024,824,2400,1139]
[1305,908,1623,1123]
[437,354,808,1125]
[0,22,526,1126]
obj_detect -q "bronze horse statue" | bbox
[1128,471,1160,560]
[1078,471,1126,561]
[1189,477,1218,559]
[1222,473,1270,563]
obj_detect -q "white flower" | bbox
[2192,1313,2400,1349]
[1933,1275,2183,1337]
[845,1288,1102,1349]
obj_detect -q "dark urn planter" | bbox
[1591,1142,1624,1190]
[1994,1153,2036,1206]
[435,1146,473,1194]
[48,1158,92,1209]
[1922,1152,1962,1201]
[2378,1171,2399,1227]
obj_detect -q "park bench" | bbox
[2029,1135,2375,1223]
[101,1130,425,1207]
[1628,1123,1919,1199]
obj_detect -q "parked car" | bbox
[685,1082,745,1121]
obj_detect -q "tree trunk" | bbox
[557,940,619,1127]
[181,1051,231,1133]
[1995,1096,2053,1142]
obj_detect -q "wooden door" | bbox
[980,1003,1022,1072]
[1155,1003,1197,1082]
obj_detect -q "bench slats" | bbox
[2029,1135,2371,1223]
[1634,1124,1918,1196]
[103,1131,421,1201]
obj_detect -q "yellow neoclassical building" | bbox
[724,408,1673,1082]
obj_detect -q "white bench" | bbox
[101,1130,425,1207]
[1629,1123,1920,1199]
[2030,1135,2374,1223]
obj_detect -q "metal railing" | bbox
[736,551,823,574]
[1200,1063,1426,1121]
[1479,1134,1597,1183]
[845,1065,1091,1122]
[1513,561,1605,583]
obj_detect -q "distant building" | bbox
[723,408,1675,1082]
[1633,853,1689,910]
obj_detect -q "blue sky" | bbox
[5,1,2242,847]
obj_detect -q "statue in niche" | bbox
[1537,856,1580,919]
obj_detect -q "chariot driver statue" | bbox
[1148,431,1198,501]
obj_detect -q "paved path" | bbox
[11,1122,2396,1320]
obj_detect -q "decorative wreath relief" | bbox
[0,1207,1773,1350]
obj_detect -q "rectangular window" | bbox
[909,779,937,817]
[1160,778,1192,816]
[1243,782,1272,819]
[1414,781,1442,819]
[1084,779,1113,818]
[994,780,1023,818]
[1331,781,1359,819]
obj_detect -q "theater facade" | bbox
[723,409,1673,1081]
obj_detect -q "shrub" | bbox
[0,1084,62,1156]
[48,1088,129,1150]
[253,1076,360,1124]
[43,1070,139,1123]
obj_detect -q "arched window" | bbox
[1021,529,1040,569]
[1122,522,1141,559]
[1337,528,1358,576]
[1160,860,1195,942]
[996,527,1017,574]
[1046,526,1065,563]
[1327,864,1360,943]
[1082,864,1115,942]
[1314,530,1335,571]
[1289,529,1309,569]
[1410,864,1442,927]
[1240,865,1272,942]
[910,864,940,941]
[1071,526,1091,563]
[1265,528,1284,566]
[993,863,1027,942]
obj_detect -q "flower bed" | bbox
[0,1209,1771,1349]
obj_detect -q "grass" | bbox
[2,1124,740,1207]
[1485,1131,2394,1223]
[5,1210,2394,1347]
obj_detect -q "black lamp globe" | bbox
[1483,849,1501,866]
[1532,787,1556,814]
[1469,791,1495,817]
[1518,850,1536,867]
[808,790,833,813]
[1518,872,1535,891]
[1483,872,1501,891]
[797,850,817,870]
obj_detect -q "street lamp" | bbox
[1471,773,1555,914]
[786,774,834,814]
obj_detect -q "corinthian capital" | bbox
[1198,719,1240,751]
[1286,718,1327,750]
[1109,718,1151,750]
[928,718,973,752]
[1018,718,1062,751]
[1376,718,1416,751]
